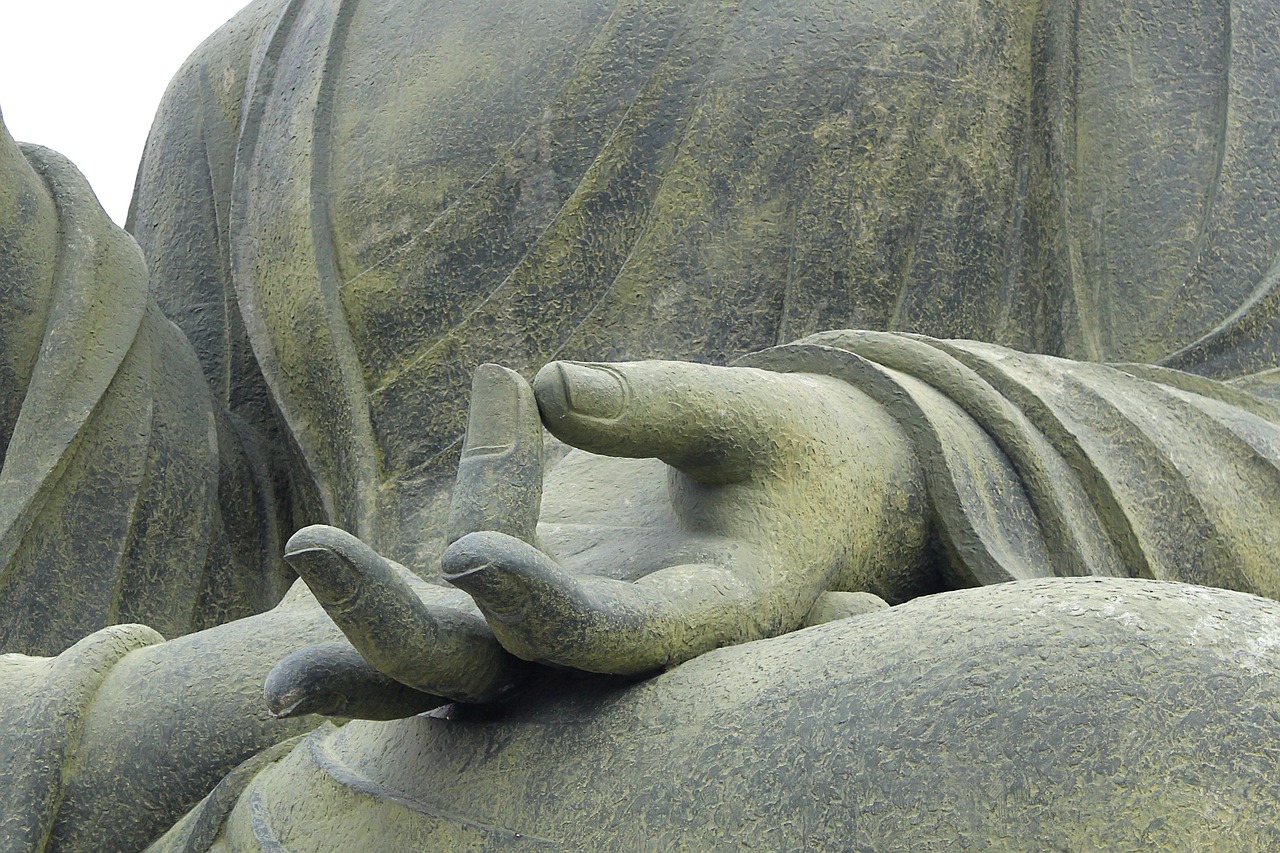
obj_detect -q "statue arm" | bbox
[0,590,358,852]
[741,331,1280,598]
[479,339,1280,669]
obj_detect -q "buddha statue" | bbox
[3,0,1280,847]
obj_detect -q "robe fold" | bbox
[130,0,1280,572]
[0,142,289,656]
[743,332,1280,597]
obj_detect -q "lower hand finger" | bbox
[264,641,446,720]
[286,524,520,702]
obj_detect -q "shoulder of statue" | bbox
[151,0,292,141]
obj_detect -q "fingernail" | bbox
[285,546,363,609]
[264,664,344,718]
[462,364,522,458]
[444,563,528,624]
[558,363,628,419]
[267,690,341,719]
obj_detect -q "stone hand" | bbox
[266,525,519,714]
[267,358,925,716]
[264,365,543,717]
[444,359,928,676]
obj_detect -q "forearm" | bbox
[765,330,1280,596]
[49,591,343,851]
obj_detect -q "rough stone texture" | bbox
[0,119,294,658]
[0,588,343,853]
[2,0,1280,847]
[156,579,1280,851]
[129,0,1280,575]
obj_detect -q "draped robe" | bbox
[128,0,1280,577]
[0,138,291,657]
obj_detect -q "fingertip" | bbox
[284,527,372,609]
[264,643,446,721]
[474,362,524,384]
[443,529,513,567]
[443,567,527,625]
[534,361,630,424]
[285,524,363,559]
[284,524,330,557]
[264,645,348,718]
[264,680,335,719]
[443,530,551,577]
[533,361,571,426]
[441,531,489,576]
[443,531,566,625]
[462,363,537,457]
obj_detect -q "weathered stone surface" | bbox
[0,117,293,658]
[130,0,1280,577]
[158,579,1280,851]
[2,0,1280,847]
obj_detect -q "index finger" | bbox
[446,364,544,546]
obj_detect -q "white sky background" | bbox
[0,1,252,225]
